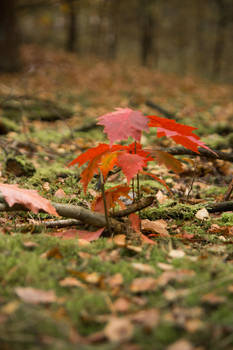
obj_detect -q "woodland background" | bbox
[0,2,233,350]
[1,0,233,83]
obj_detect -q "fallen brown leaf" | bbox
[130,277,157,293]
[166,339,194,350]
[40,247,63,259]
[104,317,133,342]
[157,262,174,271]
[113,234,126,247]
[141,219,169,237]
[105,273,123,288]
[15,287,57,304]
[22,241,38,249]
[54,188,67,198]
[201,293,226,304]
[168,249,185,259]
[112,297,131,313]
[131,262,155,274]
[59,277,86,288]
[129,308,159,328]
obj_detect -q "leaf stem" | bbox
[98,169,112,236]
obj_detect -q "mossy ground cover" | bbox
[0,45,233,350]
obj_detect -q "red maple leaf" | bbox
[117,153,145,183]
[148,115,215,154]
[68,143,112,193]
[68,143,110,167]
[69,143,149,192]
[97,108,149,145]
[0,183,58,216]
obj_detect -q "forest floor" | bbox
[0,45,233,350]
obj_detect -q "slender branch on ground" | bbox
[206,200,233,213]
[29,219,81,228]
[0,200,126,234]
[156,147,233,162]
[112,196,154,218]
[0,195,232,231]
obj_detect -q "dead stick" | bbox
[163,147,233,162]
[206,201,233,213]
[30,219,81,228]
[0,201,126,234]
[112,196,154,218]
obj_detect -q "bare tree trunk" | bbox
[66,0,79,52]
[212,0,228,79]
[140,0,156,66]
[195,0,206,74]
[106,0,119,59]
[0,0,22,72]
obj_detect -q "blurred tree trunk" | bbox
[66,0,79,52]
[0,0,22,72]
[106,0,119,59]
[212,0,228,79]
[140,0,157,66]
[195,0,206,74]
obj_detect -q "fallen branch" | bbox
[0,201,126,234]
[145,100,175,119]
[0,195,154,232]
[112,196,154,218]
[30,219,81,228]
[206,200,233,213]
[158,147,233,162]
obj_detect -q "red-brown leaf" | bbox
[117,153,145,183]
[0,183,58,216]
[152,150,183,173]
[148,115,215,154]
[97,108,149,145]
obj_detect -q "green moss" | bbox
[141,202,202,220]
[0,115,19,133]
[28,164,75,186]
[220,212,233,225]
